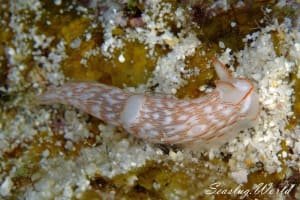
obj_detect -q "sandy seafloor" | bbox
[1,0,300,199]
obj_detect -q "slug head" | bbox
[213,58,259,120]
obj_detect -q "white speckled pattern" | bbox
[37,59,259,148]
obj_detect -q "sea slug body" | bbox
[37,59,259,149]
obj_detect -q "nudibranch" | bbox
[37,59,259,149]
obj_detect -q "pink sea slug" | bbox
[37,59,259,149]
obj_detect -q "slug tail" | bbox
[35,86,66,105]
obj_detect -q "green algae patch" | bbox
[106,41,156,87]
[62,39,156,87]
[82,159,237,200]
[176,46,216,99]
[292,73,300,121]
